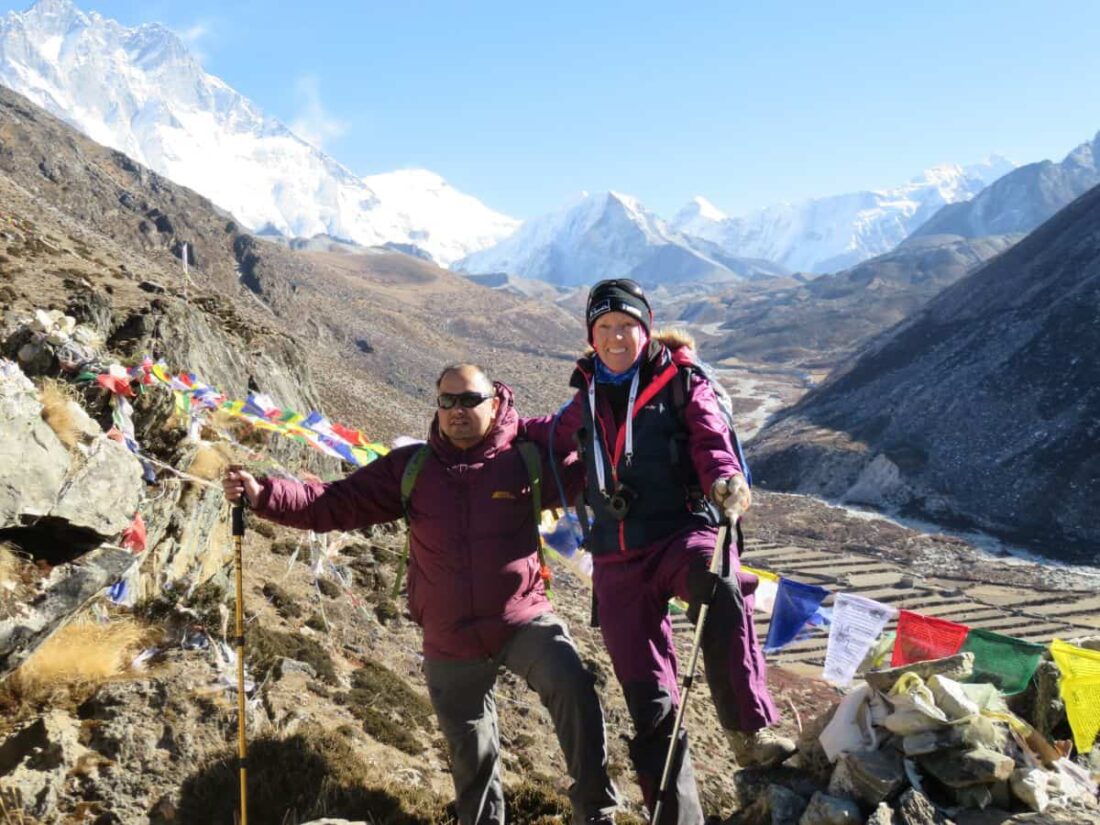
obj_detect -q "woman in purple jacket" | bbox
[523,280,794,825]
[223,365,618,825]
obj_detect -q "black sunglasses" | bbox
[437,391,495,410]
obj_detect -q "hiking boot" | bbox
[725,727,796,768]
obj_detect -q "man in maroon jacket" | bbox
[223,364,618,825]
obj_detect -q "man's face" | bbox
[437,368,500,449]
[592,311,645,373]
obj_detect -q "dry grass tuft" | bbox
[37,379,82,449]
[0,618,155,739]
[207,409,239,431]
[0,786,44,824]
[0,543,21,589]
[206,410,270,447]
[247,626,337,685]
[7,618,150,699]
[338,661,434,755]
[186,442,233,481]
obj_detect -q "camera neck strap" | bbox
[587,363,679,495]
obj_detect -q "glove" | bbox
[711,474,751,521]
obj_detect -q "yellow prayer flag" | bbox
[1060,676,1100,754]
[1051,639,1100,680]
[742,565,780,583]
[365,441,390,457]
[1050,640,1100,753]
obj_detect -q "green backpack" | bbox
[390,441,550,598]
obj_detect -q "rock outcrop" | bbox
[0,359,143,677]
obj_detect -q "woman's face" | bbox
[592,311,645,373]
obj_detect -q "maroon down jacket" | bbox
[251,382,565,660]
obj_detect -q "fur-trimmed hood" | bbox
[653,328,696,352]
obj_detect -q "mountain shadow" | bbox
[749,183,1100,563]
[174,729,454,825]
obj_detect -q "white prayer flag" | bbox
[742,565,780,616]
[822,593,897,686]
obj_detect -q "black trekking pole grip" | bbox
[232,500,247,536]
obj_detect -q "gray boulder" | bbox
[0,361,70,524]
[798,791,862,825]
[0,359,142,537]
[0,360,146,677]
[0,544,135,677]
[49,437,144,536]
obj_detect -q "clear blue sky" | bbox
[10,0,1100,219]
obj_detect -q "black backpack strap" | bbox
[517,441,552,597]
[670,362,691,422]
[669,364,693,449]
[668,365,710,513]
[392,445,431,598]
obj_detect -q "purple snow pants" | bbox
[593,525,778,824]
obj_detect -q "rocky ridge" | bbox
[910,132,1100,242]
[748,182,1100,563]
[0,81,584,443]
[662,233,1018,378]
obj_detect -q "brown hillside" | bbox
[0,81,584,443]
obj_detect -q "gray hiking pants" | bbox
[423,613,619,825]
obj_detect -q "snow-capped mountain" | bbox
[0,0,517,264]
[673,158,1016,274]
[456,191,786,287]
[908,132,1100,240]
[675,196,728,227]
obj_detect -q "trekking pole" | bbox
[232,499,249,825]
[650,517,734,825]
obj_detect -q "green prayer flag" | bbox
[960,627,1045,695]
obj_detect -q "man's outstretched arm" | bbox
[223,450,407,533]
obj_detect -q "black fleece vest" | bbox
[575,348,716,557]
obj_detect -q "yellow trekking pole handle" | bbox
[232,501,249,825]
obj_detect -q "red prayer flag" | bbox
[96,374,135,397]
[891,609,970,667]
[121,513,147,554]
[331,422,364,446]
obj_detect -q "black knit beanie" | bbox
[585,279,652,338]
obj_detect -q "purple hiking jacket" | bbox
[520,339,742,558]
[251,382,568,660]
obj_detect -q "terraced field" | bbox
[674,538,1100,677]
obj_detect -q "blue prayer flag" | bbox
[542,512,583,558]
[765,578,830,652]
